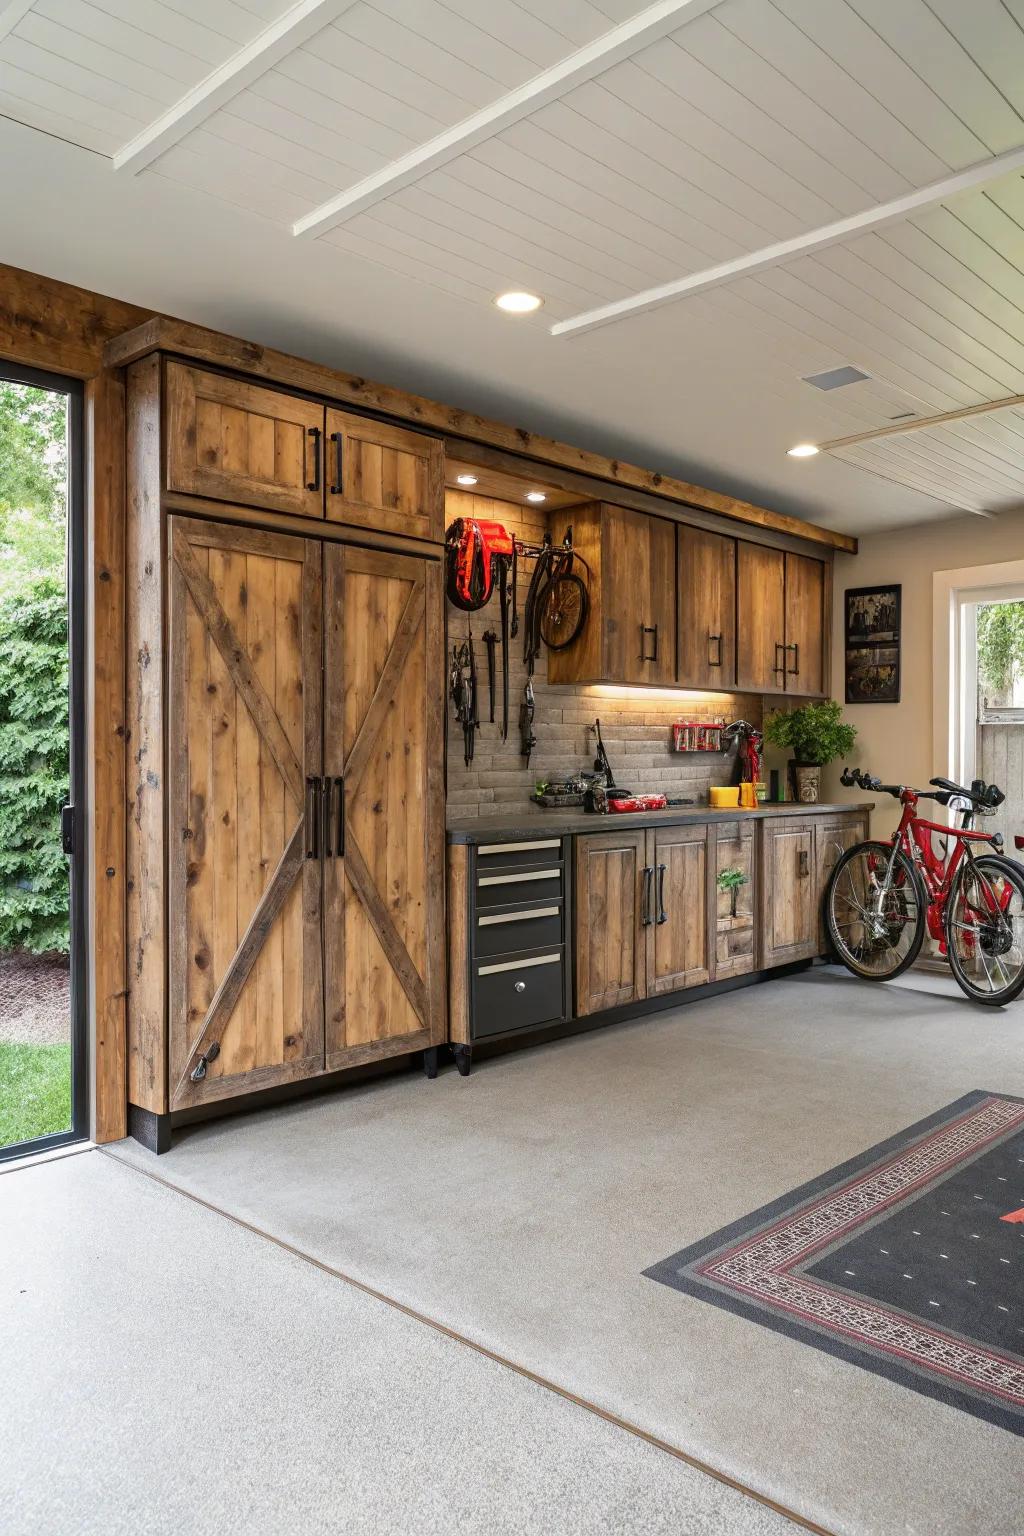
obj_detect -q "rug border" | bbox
[644,1089,1024,1439]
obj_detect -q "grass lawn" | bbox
[0,1042,71,1150]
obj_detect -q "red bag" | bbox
[446,518,514,611]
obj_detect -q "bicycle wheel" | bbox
[945,854,1024,1006]
[539,572,588,650]
[824,840,926,981]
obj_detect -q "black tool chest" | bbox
[469,837,572,1041]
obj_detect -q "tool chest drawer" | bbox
[476,904,562,958]
[476,865,563,909]
[474,953,564,1038]
[475,838,562,870]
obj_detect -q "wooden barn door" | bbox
[168,518,324,1108]
[322,545,444,1069]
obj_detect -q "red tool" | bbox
[608,793,668,814]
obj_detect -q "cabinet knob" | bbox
[514,980,526,993]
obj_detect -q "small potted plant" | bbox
[764,700,857,804]
[717,867,749,919]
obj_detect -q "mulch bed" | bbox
[0,949,71,1045]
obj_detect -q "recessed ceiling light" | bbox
[787,443,820,458]
[526,491,546,503]
[495,290,543,314]
[456,473,478,486]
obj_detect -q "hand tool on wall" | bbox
[449,637,478,767]
[481,630,498,723]
[520,678,537,766]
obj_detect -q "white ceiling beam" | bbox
[0,0,37,45]
[551,142,1024,338]
[818,393,1024,453]
[113,0,358,174]
[292,0,724,239]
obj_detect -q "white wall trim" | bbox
[552,143,1024,338]
[0,0,35,44]
[292,0,723,238]
[113,0,359,174]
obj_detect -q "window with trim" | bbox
[977,599,1024,724]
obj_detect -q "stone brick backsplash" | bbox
[445,490,763,820]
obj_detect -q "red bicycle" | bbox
[825,768,1024,1006]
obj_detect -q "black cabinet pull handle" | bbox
[329,430,343,495]
[657,863,667,924]
[641,865,654,926]
[641,624,658,662]
[774,641,786,675]
[787,642,799,676]
[305,776,320,859]
[798,848,809,878]
[321,777,334,858]
[306,426,322,493]
[707,632,723,667]
[335,776,345,857]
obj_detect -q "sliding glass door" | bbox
[0,363,87,1160]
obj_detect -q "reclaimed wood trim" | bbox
[342,578,425,788]
[173,823,305,1099]
[424,559,446,1045]
[325,1029,431,1074]
[103,315,857,554]
[0,262,150,378]
[171,523,304,806]
[161,490,443,559]
[447,844,471,1047]
[343,835,429,1027]
[86,370,128,1143]
[174,1053,326,1108]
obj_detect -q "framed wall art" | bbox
[845,585,901,704]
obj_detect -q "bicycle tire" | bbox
[945,853,1024,1006]
[539,572,589,650]
[824,839,927,981]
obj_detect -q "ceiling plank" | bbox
[291,0,725,239]
[0,0,35,44]
[550,143,1024,338]
[112,0,359,174]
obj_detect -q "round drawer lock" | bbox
[514,980,527,992]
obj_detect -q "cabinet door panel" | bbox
[602,507,676,684]
[166,363,324,518]
[815,815,868,951]
[785,553,825,695]
[737,542,785,692]
[325,409,443,542]
[761,819,816,966]
[322,546,445,1067]
[650,825,710,993]
[678,526,736,688]
[712,823,755,980]
[575,831,647,1014]
[167,518,323,1109]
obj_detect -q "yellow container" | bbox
[709,786,740,808]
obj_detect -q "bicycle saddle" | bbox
[929,776,1005,809]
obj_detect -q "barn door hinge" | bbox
[190,1041,221,1082]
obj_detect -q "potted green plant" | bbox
[764,700,857,804]
[716,867,749,919]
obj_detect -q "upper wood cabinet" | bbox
[736,541,826,696]
[548,503,676,686]
[166,363,325,519]
[325,408,444,543]
[677,525,736,689]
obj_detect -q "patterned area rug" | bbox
[646,1091,1024,1435]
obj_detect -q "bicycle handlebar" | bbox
[839,766,1004,810]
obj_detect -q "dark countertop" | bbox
[447,801,873,843]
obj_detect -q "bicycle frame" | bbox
[882,788,1005,948]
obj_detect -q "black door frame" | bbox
[0,361,88,1162]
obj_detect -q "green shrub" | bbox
[0,576,69,952]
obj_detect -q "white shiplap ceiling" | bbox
[4,0,1024,534]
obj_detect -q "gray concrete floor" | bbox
[0,1150,797,1536]
[110,970,1024,1536]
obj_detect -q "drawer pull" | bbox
[515,981,526,993]
[478,953,561,976]
[478,906,559,926]
[478,839,560,855]
[478,869,560,886]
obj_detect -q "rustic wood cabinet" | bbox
[649,824,711,993]
[325,408,444,543]
[575,830,648,1014]
[712,822,756,980]
[814,812,869,951]
[677,525,736,689]
[736,541,826,696]
[548,503,676,686]
[760,816,817,966]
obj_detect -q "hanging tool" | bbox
[592,718,617,789]
[520,678,537,767]
[481,630,498,723]
[448,636,479,767]
[497,556,510,740]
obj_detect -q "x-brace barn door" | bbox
[168,518,324,1108]
[322,545,445,1068]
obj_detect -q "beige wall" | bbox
[826,512,1024,834]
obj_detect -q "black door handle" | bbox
[787,642,800,676]
[321,777,334,858]
[61,803,75,856]
[305,777,320,859]
[707,633,722,667]
[641,624,658,662]
[641,865,654,926]
[774,641,786,676]
[656,863,667,924]
[329,430,343,495]
[306,426,322,493]
[335,776,345,857]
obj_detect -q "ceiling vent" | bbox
[802,365,870,391]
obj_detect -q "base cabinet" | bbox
[760,817,817,967]
[712,822,756,979]
[814,814,869,951]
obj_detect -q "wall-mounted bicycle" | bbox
[824,769,1024,1006]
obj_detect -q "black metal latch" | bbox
[190,1041,221,1082]
[61,803,75,856]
